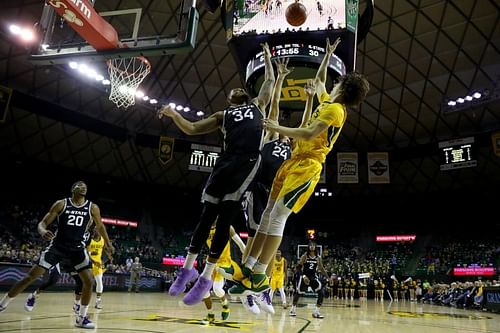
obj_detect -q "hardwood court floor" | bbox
[0,292,499,332]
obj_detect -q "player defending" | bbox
[88,228,106,309]
[0,181,114,329]
[289,242,328,318]
[129,257,143,292]
[159,42,275,306]
[233,38,370,294]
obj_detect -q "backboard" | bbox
[29,0,198,65]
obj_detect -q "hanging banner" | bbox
[368,152,390,184]
[346,0,359,32]
[337,152,358,183]
[158,136,175,164]
[492,132,500,157]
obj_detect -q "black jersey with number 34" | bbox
[222,103,264,154]
[54,198,93,248]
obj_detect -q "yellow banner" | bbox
[158,136,175,164]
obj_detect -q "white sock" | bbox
[0,294,13,307]
[79,305,89,318]
[244,256,257,270]
[75,299,81,305]
[183,253,197,269]
[253,261,267,274]
[201,262,216,279]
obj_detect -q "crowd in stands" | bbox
[1,202,498,305]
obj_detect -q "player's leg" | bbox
[169,202,218,296]
[279,286,287,308]
[75,268,95,328]
[72,272,83,314]
[0,265,47,312]
[94,271,104,309]
[312,279,324,319]
[201,292,215,324]
[25,264,62,312]
[212,277,230,320]
[183,200,241,305]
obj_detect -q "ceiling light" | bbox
[465,96,473,101]
[457,98,464,103]
[196,111,204,116]
[169,102,176,108]
[9,25,21,35]
[176,105,184,111]
[142,96,149,101]
[102,79,111,85]
[95,74,104,81]
[135,90,145,98]
[447,101,456,106]
[20,29,35,41]
[150,99,158,104]
[473,92,481,99]
[183,107,190,112]
[69,61,78,69]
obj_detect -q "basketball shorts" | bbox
[271,275,284,290]
[202,152,261,204]
[296,275,322,294]
[271,156,322,213]
[38,243,92,273]
[92,263,105,276]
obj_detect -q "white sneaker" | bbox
[75,315,95,329]
[0,304,6,313]
[312,311,324,319]
[259,290,275,314]
[240,295,260,314]
[289,307,296,316]
[95,299,103,309]
[24,294,36,312]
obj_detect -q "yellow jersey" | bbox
[293,92,346,163]
[88,237,105,264]
[206,227,232,267]
[272,257,285,278]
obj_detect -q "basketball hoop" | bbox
[107,56,151,108]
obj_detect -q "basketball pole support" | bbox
[29,0,199,65]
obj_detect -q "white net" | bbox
[107,56,151,109]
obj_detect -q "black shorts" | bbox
[245,182,269,237]
[202,152,261,204]
[296,275,322,294]
[38,243,92,273]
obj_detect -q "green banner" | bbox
[346,0,359,32]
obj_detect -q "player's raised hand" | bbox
[304,79,315,97]
[158,104,176,119]
[275,57,293,77]
[261,42,271,58]
[326,37,341,54]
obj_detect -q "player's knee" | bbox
[213,286,225,298]
[267,215,286,236]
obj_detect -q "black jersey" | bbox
[222,103,264,154]
[303,255,319,278]
[54,198,93,248]
[259,138,291,188]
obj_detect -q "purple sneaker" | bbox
[169,268,199,296]
[183,276,213,305]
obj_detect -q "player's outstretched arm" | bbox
[37,200,65,241]
[265,57,293,142]
[262,114,329,141]
[158,105,222,135]
[254,42,276,113]
[299,79,316,128]
[314,37,341,98]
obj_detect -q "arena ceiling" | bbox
[0,0,499,197]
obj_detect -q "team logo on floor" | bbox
[135,315,255,330]
[388,311,492,320]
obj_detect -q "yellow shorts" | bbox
[271,156,322,213]
[270,276,284,290]
[92,264,104,276]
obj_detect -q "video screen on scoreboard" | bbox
[233,0,346,36]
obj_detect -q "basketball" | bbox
[285,2,307,27]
